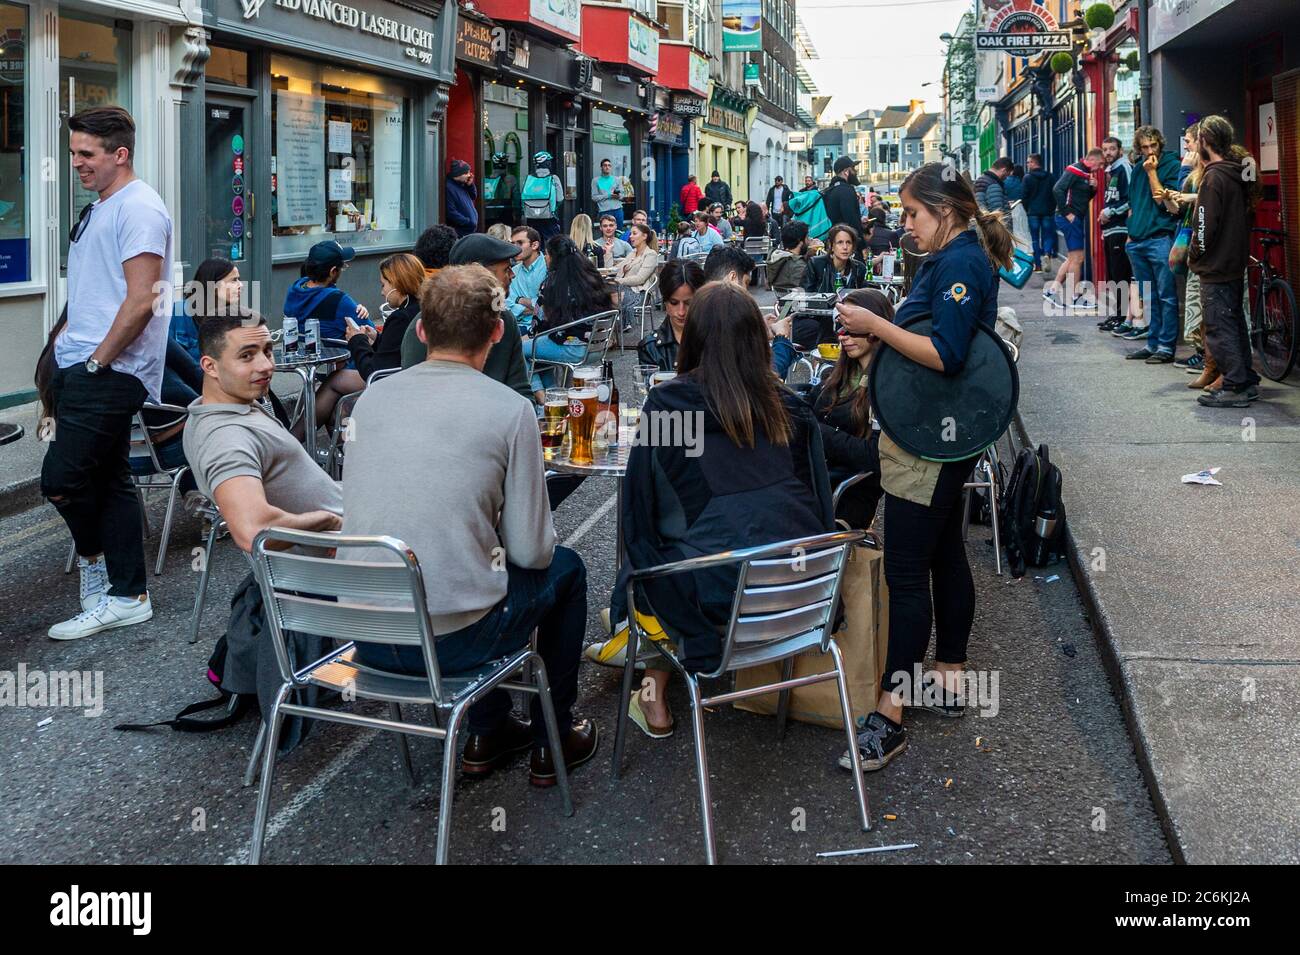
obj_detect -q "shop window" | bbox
[0,0,28,283]
[208,46,249,88]
[270,54,412,258]
[59,12,130,273]
[1110,40,1140,150]
[483,81,529,187]
[592,107,633,186]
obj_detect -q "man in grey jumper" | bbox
[341,264,597,787]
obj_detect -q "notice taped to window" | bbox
[277,91,326,227]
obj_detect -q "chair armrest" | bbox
[625,529,866,582]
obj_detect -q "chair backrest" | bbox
[251,529,451,704]
[130,403,190,474]
[578,309,619,366]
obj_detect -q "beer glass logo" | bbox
[569,398,585,417]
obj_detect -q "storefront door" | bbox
[205,95,255,277]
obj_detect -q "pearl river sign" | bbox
[233,0,439,64]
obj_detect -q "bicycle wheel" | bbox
[1254,277,1298,381]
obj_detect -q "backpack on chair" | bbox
[999,443,1067,578]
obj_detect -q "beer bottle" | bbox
[607,364,620,447]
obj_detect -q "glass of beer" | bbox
[540,389,569,460]
[567,385,598,465]
[572,366,603,390]
[650,371,677,388]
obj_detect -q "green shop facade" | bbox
[185,0,456,325]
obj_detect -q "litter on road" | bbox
[816,843,919,858]
[1182,467,1223,486]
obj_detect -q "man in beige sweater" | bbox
[340,265,597,787]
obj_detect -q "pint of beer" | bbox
[541,390,568,461]
[567,386,598,465]
[572,366,602,389]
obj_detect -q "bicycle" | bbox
[1248,227,1298,381]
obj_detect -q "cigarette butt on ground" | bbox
[883,813,897,821]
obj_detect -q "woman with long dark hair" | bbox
[636,258,705,371]
[834,161,1014,772]
[600,281,834,737]
[169,257,244,363]
[741,200,766,240]
[808,287,891,530]
[523,236,611,394]
[797,224,868,348]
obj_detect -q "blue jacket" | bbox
[895,229,998,375]
[283,278,372,344]
[169,301,201,363]
[445,178,479,237]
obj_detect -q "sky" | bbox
[799,0,975,123]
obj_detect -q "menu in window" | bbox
[276,91,326,228]
[372,106,404,231]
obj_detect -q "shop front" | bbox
[0,0,189,406]
[649,108,689,227]
[447,6,499,227]
[192,0,455,319]
[654,39,709,225]
[698,85,752,207]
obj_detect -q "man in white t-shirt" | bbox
[41,105,174,641]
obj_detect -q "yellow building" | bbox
[696,86,754,204]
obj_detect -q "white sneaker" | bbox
[49,594,153,641]
[77,556,110,612]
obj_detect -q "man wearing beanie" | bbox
[446,159,479,238]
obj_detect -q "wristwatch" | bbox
[85,358,104,375]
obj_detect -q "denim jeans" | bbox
[525,335,588,391]
[1127,235,1178,354]
[40,365,148,596]
[1027,215,1057,266]
[353,547,587,742]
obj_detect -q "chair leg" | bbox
[389,702,417,786]
[154,472,185,576]
[188,520,219,644]
[960,485,973,543]
[988,458,1003,576]
[65,539,76,574]
[685,676,718,865]
[434,702,468,866]
[249,684,290,864]
[136,483,151,539]
[609,621,641,782]
[532,653,574,817]
[243,719,268,788]
[829,640,871,832]
[775,657,795,740]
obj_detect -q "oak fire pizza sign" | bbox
[976,0,1071,56]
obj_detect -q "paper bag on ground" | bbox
[734,542,889,729]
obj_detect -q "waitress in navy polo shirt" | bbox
[833,162,1016,774]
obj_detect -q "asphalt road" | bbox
[0,338,1171,865]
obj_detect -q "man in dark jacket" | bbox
[974,157,1013,215]
[1047,149,1102,309]
[765,175,792,226]
[823,156,862,231]
[1191,116,1259,407]
[1021,153,1056,270]
[398,234,531,400]
[445,159,479,238]
[704,170,732,210]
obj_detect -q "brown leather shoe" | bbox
[461,713,533,777]
[529,718,599,787]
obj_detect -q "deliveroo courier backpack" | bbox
[788,188,831,242]
[522,169,558,220]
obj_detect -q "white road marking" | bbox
[563,494,617,548]
[226,729,378,864]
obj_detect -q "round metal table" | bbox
[0,422,23,446]
[547,440,631,557]
[274,345,350,465]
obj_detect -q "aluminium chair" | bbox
[609,529,871,864]
[525,310,618,390]
[246,528,573,865]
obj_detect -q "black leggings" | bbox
[881,472,976,695]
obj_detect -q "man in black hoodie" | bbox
[1021,154,1056,270]
[1190,116,1259,407]
[823,155,863,231]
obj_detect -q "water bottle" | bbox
[304,318,320,357]
[282,316,299,354]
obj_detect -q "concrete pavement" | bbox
[1007,273,1300,864]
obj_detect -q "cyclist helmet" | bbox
[533,150,553,165]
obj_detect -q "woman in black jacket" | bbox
[797,225,867,348]
[806,288,891,531]
[345,253,423,382]
[636,258,705,371]
[602,282,835,738]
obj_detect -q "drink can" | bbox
[283,316,299,353]
[304,319,320,356]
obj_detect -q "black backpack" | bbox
[115,635,256,733]
[999,443,1067,578]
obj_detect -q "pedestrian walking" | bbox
[974,157,1013,215]
[823,156,862,230]
[1123,126,1183,363]
[39,106,172,640]
[704,170,732,210]
[679,173,704,215]
[445,159,479,238]
[765,175,791,226]
[1190,115,1263,407]
[1096,137,1137,332]
[1046,148,1103,310]
[1021,153,1057,271]
[591,157,624,228]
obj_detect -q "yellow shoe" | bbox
[583,612,674,668]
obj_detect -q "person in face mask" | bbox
[345,253,424,382]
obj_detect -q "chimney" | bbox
[909,99,924,114]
